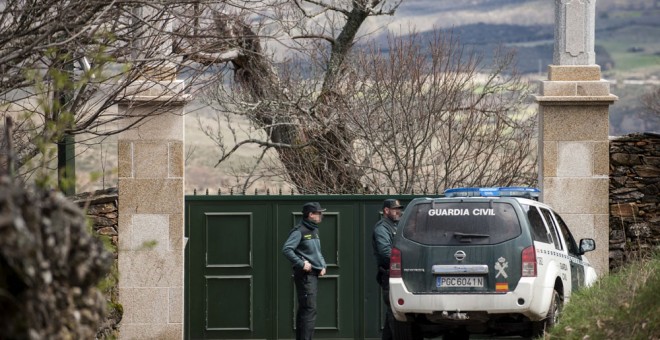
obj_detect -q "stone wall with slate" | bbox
[609,133,660,270]
[74,188,119,246]
[72,188,120,338]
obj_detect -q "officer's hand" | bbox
[303,261,312,272]
[320,268,326,276]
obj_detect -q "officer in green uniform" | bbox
[372,199,404,340]
[282,202,327,340]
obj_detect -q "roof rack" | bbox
[444,187,540,200]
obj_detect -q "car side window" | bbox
[554,212,580,257]
[523,205,552,243]
[540,208,563,250]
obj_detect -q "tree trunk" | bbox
[217,15,365,193]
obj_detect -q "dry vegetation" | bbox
[184,102,291,194]
[542,252,660,340]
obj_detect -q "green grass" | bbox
[609,10,644,19]
[542,252,660,339]
[596,24,660,74]
[601,41,660,72]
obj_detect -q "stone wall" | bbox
[72,188,121,339]
[609,133,660,270]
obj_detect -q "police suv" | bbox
[389,187,598,339]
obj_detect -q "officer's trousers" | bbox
[378,273,395,340]
[293,269,318,340]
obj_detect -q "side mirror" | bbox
[579,238,596,255]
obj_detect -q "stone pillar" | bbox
[553,0,596,65]
[535,0,617,276]
[117,80,188,339]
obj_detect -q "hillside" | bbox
[369,0,660,135]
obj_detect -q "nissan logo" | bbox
[454,250,466,261]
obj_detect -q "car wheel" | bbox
[532,289,562,336]
[392,320,423,340]
[546,289,562,328]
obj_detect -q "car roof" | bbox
[409,195,554,210]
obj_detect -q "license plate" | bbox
[437,276,484,288]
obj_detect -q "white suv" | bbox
[389,187,597,339]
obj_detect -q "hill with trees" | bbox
[379,0,660,135]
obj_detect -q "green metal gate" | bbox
[185,194,428,339]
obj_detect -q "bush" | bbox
[0,175,112,339]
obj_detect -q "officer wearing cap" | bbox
[282,202,327,340]
[372,199,404,340]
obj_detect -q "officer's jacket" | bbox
[282,219,327,271]
[372,217,397,270]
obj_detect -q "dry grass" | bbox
[541,252,660,340]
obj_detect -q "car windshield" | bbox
[402,201,521,245]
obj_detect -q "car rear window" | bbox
[402,201,521,245]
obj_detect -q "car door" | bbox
[553,212,586,290]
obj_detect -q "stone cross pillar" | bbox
[116,5,189,337]
[553,0,596,65]
[535,0,617,275]
[117,80,188,339]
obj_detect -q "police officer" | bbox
[282,202,327,340]
[372,199,404,340]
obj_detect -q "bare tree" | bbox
[347,31,537,193]
[201,4,536,193]
[0,0,236,188]
[196,0,403,193]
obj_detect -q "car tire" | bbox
[392,320,423,340]
[546,289,562,329]
[531,288,562,336]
